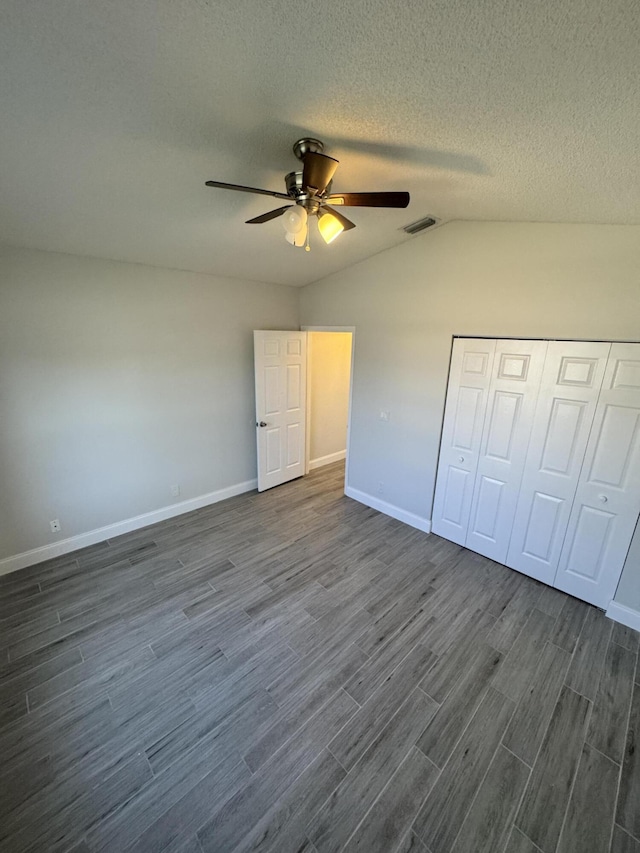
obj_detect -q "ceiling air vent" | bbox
[402,215,439,235]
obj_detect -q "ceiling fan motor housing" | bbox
[292,138,325,160]
[285,171,305,198]
[285,171,333,212]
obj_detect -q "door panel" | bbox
[485,392,522,460]
[265,427,281,473]
[264,366,280,414]
[432,338,496,545]
[522,492,565,562]
[506,341,611,584]
[540,399,588,474]
[286,423,302,466]
[588,404,639,486]
[254,330,307,491]
[466,339,548,562]
[441,466,472,528]
[286,363,302,409]
[554,343,640,607]
[472,475,505,540]
[561,505,614,580]
[452,386,485,450]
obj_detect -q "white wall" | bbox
[0,246,299,563]
[616,522,640,612]
[299,220,640,608]
[4,225,640,613]
[308,332,352,467]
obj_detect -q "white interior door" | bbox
[554,343,640,607]
[506,341,611,584]
[254,330,307,492]
[466,339,548,563]
[431,338,496,545]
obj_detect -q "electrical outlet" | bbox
[377,481,384,495]
[49,519,61,533]
[170,484,180,498]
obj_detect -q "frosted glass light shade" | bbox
[285,223,307,247]
[282,205,308,234]
[317,211,344,244]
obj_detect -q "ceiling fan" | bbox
[206,138,410,249]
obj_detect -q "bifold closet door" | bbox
[553,343,640,608]
[465,339,548,563]
[505,341,611,585]
[431,338,496,546]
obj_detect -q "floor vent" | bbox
[402,215,439,235]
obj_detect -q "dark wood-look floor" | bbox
[1,463,639,853]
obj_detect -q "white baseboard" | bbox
[345,486,431,534]
[309,450,346,471]
[606,600,640,632]
[0,478,258,577]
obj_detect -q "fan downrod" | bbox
[293,138,325,160]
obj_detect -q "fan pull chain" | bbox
[305,225,311,252]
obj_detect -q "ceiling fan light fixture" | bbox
[282,205,308,235]
[285,223,307,247]
[205,138,410,249]
[317,211,344,244]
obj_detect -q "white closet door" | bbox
[465,340,548,563]
[506,341,611,584]
[431,338,496,546]
[554,343,640,607]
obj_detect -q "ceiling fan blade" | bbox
[320,206,356,231]
[205,180,290,200]
[325,191,410,208]
[245,205,293,224]
[302,153,339,194]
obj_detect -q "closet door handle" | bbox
[458,456,465,463]
[598,494,608,503]
[257,421,267,428]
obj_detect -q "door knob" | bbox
[598,494,608,503]
[257,421,267,428]
[459,456,465,463]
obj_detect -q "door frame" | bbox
[301,325,356,492]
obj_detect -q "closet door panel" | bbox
[431,338,496,545]
[554,343,640,607]
[506,341,611,584]
[466,339,548,562]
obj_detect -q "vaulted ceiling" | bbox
[1,0,638,286]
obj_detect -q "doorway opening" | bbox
[302,326,355,490]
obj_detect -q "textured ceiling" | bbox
[0,0,639,287]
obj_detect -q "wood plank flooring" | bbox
[1,461,639,853]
